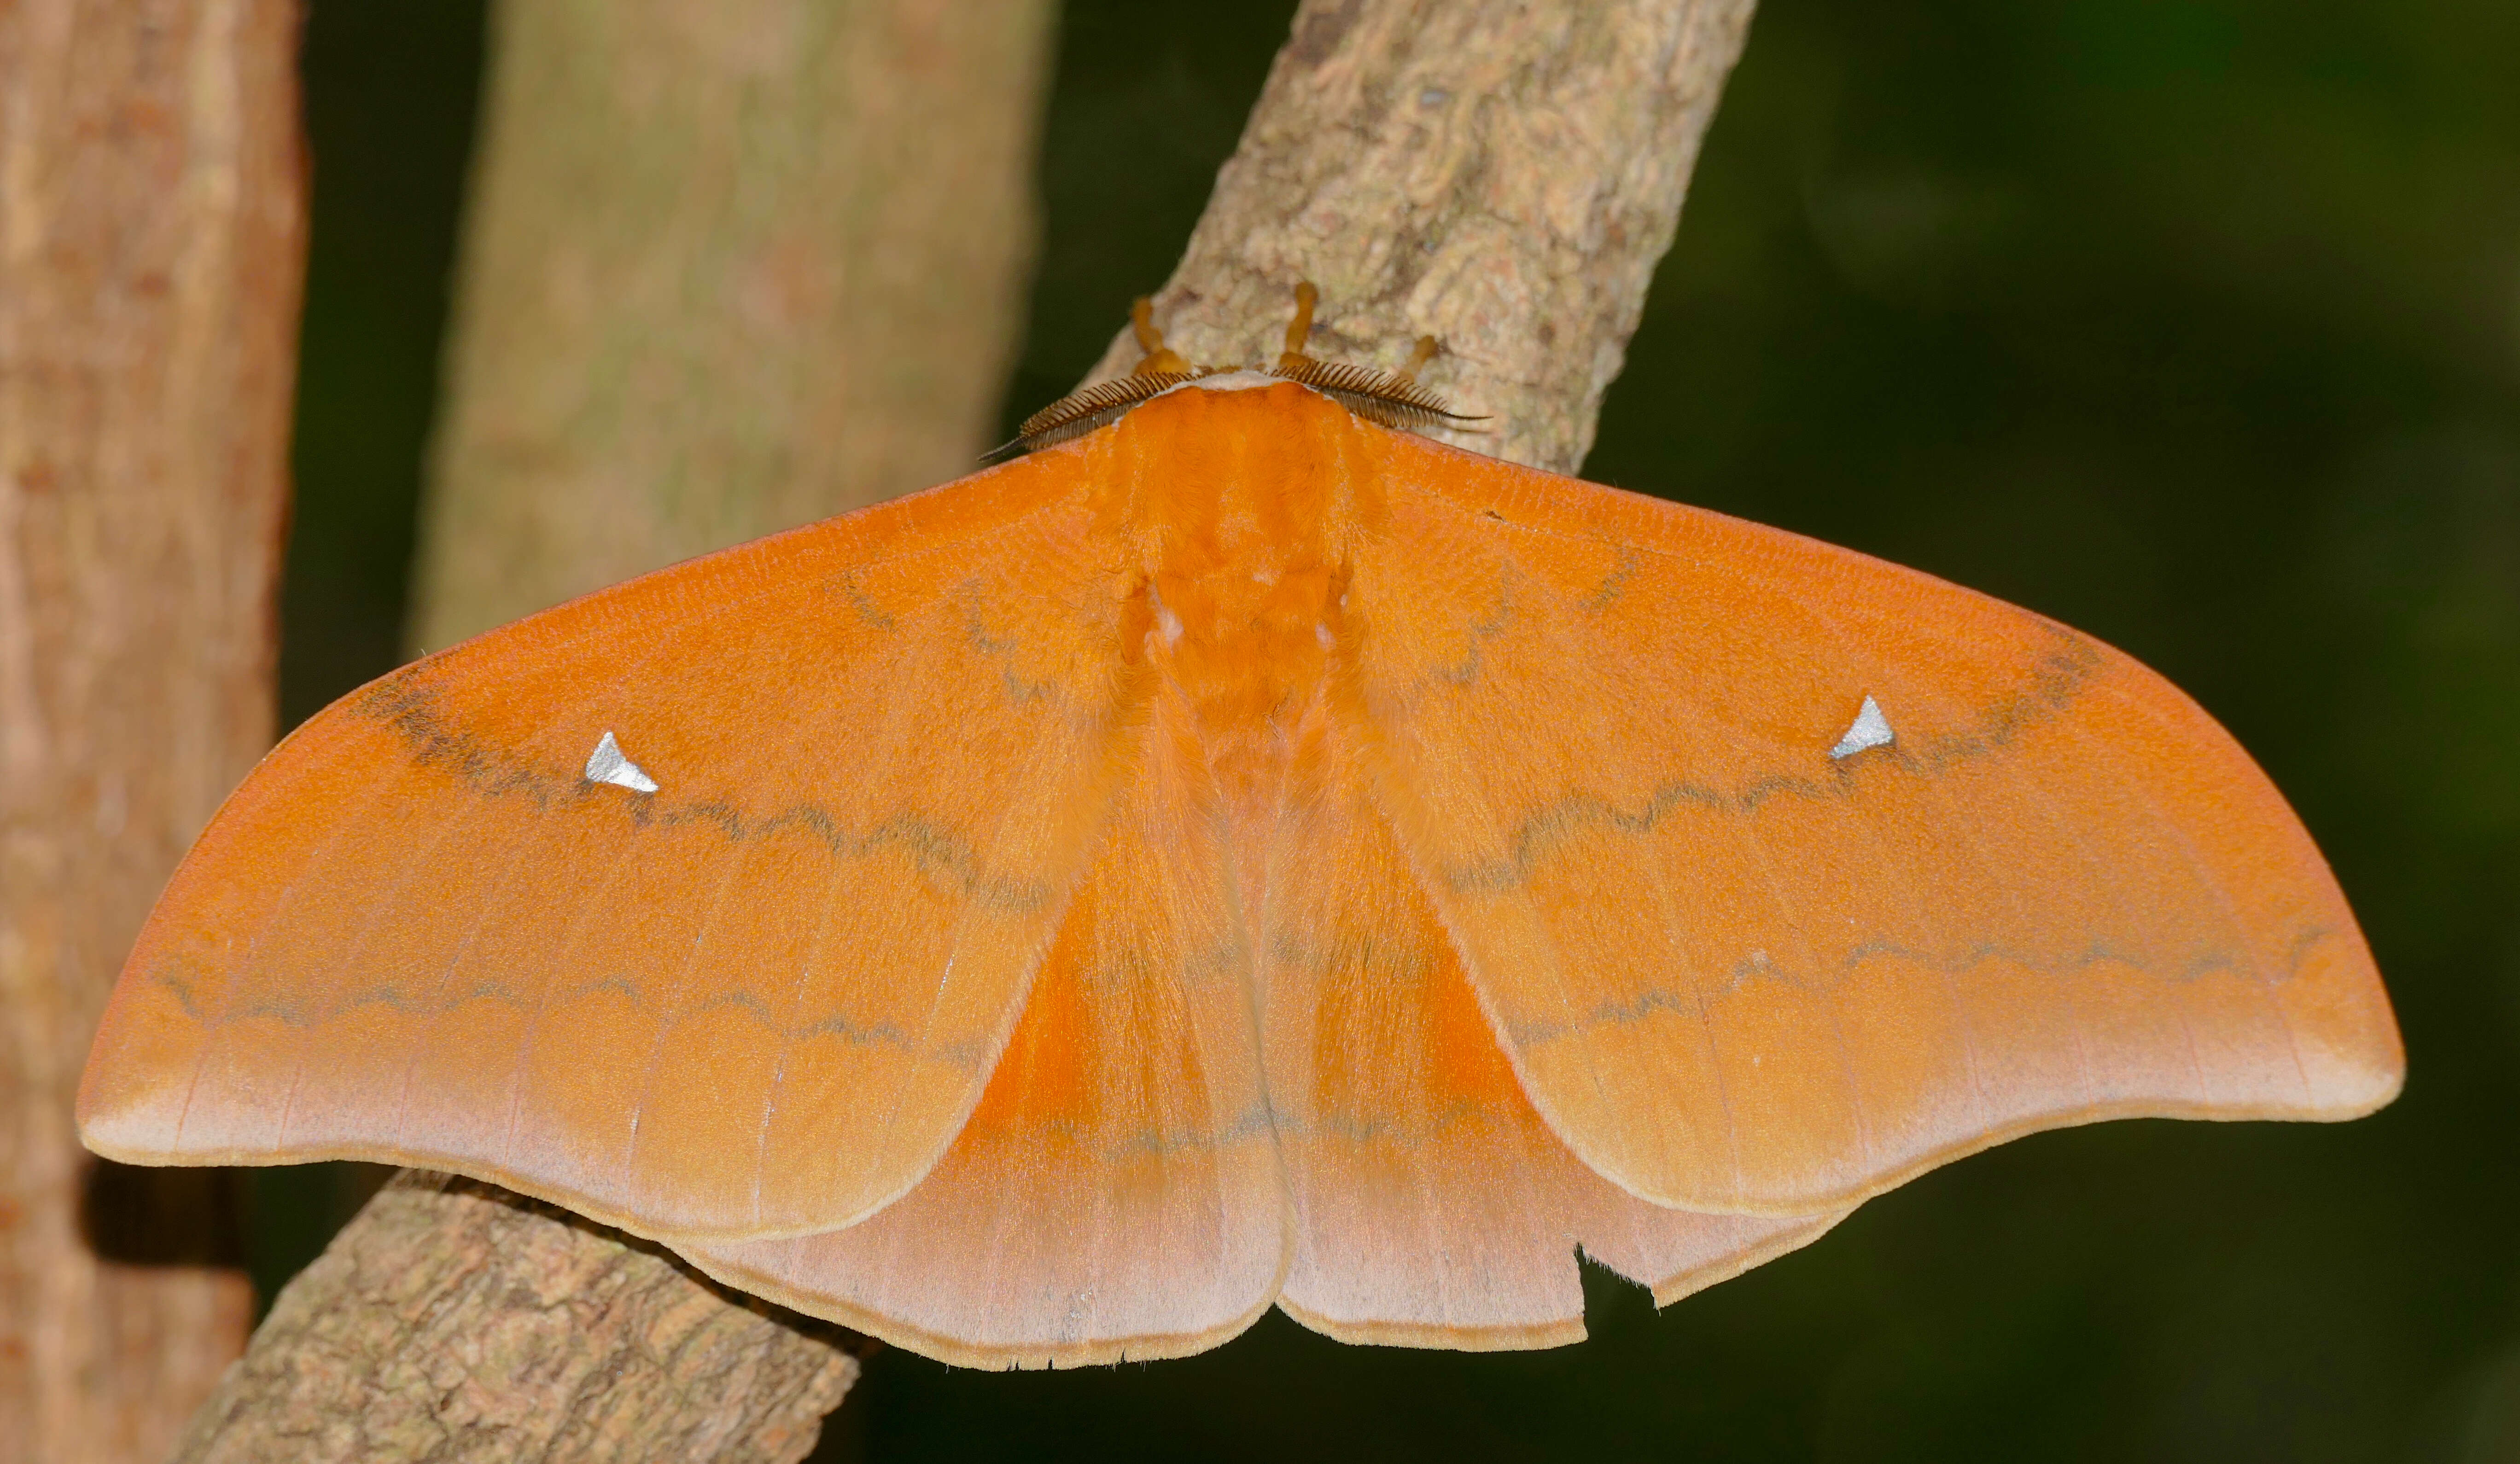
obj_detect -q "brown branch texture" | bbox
[170,1173,864,1464]
[1,1,302,1459]
[1086,0,1757,472]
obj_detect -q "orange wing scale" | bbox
[1348,430,2399,1216]
[80,380,2400,1367]
[81,454,1153,1239]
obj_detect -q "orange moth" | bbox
[79,285,2403,1368]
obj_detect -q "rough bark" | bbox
[1082,0,1758,475]
[0,1,303,1461]
[410,0,1060,651]
[169,1172,868,1464]
[180,0,1757,1457]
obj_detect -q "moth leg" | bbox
[1277,280,1322,372]
[1391,335,1441,383]
[1130,297,1196,376]
[1278,281,1445,383]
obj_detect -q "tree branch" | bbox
[1085,0,1757,473]
[170,1173,866,1464]
[181,0,1757,1456]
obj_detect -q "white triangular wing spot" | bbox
[1828,695,1894,760]
[584,730,659,793]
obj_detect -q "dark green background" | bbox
[269,2,2519,1459]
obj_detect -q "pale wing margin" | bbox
[80,450,1159,1242]
[1346,430,2403,1218]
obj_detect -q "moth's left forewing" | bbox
[1344,431,2403,1218]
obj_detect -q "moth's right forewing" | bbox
[80,450,1153,1241]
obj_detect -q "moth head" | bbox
[1015,281,1487,453]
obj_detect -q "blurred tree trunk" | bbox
[172,2,1056,1460]
[0,1,304,1462]
[411,0,1057,651]
[171,0,1758,1458]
